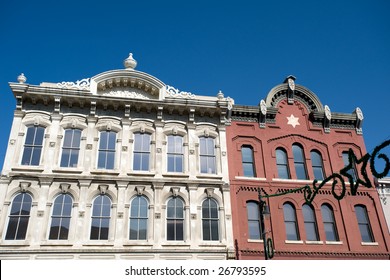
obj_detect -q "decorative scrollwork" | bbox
[57,78,91,90]
[166,85,195,99]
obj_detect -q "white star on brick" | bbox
[287,114,300,128]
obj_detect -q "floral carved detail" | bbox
[57,78,91,90]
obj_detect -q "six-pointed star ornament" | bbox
[287,114,300,128]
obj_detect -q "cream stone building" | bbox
[0,54,235,260]
[377,177,390,233]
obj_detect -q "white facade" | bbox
[0,54,235,259]
[377,177,390,234]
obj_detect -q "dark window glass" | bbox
[90,195,111,240]
[129,196,148,240]
[293,144,308,180]
[60,129,82,168]
[242,146,256,177]
[283,203,299,240]
[354,205,374,242]
[133,133,151,171]
[21,126,45,166]
[342,151,357,182]
[167,135,184,172]
[276,148,290,179]
[321,204,339,241]
[98,131,116,169]
[167,197,184,241]
[49,194,73,240]
[202,198,219,241]
[247,202,261,239]
[199,137,216,174]
[5,193,32,240]
[302,204,319,241]
[310,150,325,180]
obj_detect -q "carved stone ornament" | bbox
[102,90,149,99]
[18,73,27,84]
[99,184,109,195]
[260,99,267,115]
[324,105,332,120]
[19,182,31,193]
[60,183,71,193]
[356,107,364,121]
[288,78,295,91]
[124,53,137,70]
[57,78,91,90]
[166,85,195,99]
[171,187,180,197]
[205,188,214,198]
[135,186,145,195]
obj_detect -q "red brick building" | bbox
[227,76,390,259]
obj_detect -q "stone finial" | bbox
[124,53,137,70]
[17,73,27,84]
[217,90,224,99]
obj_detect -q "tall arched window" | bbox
[5,193,32,240]
[90,195,111,240]
[166,197,184,241]
[129,196,148,240]
[283,202,299,240]
[21,126,45,166]
[49,194,73,240]
[302,204,319,241]
[199,137,216,174]
[310,150,325,180]
[202,198,219,241]
[246,201,261,240]
[293,144,308,180]
[276,148,290,179]
[167,135,184,172]
[321,204,338,241]
[242,146,256,177]
[354,205,374,242]
[133,133,151,171]
[98,131,116,169]
[60,129,82,167]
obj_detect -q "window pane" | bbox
[284,203,299,240]
[34,127,45,145]
[293,145,307,179]
[139,219,147,240]
[16,217,29,240]
[31,147,42,165]
[202,220,210,240]
[324,223,337,241]
[247,203,259,220]
[285,222,299,240]
[175,220,184,240]
[321,204,338,241]
[354,205,374,242]
[248,221,261,239]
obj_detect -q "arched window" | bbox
[342,151,357,182]
[321,204,338,241]
[310,150,325,180]
[129,196,148,240]
[98,131,116,169]
[167,135,184,172]
[354,205,374,242]
[90,195,111,240]
[166,197,184,241]
[199,137,216,174]
[202,198,219,241]
[242,146,256,177]
[276,148,290,179]
[246,201,261,240]
[133,133,151,171]
[49,194,73,240]
[283,203,299,240]
[5,193,32,240]
[293,144,308,180]
[302,204,319,241]
[60,129,82,167]
[21,126,45,166]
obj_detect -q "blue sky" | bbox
[0,0,389,173]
